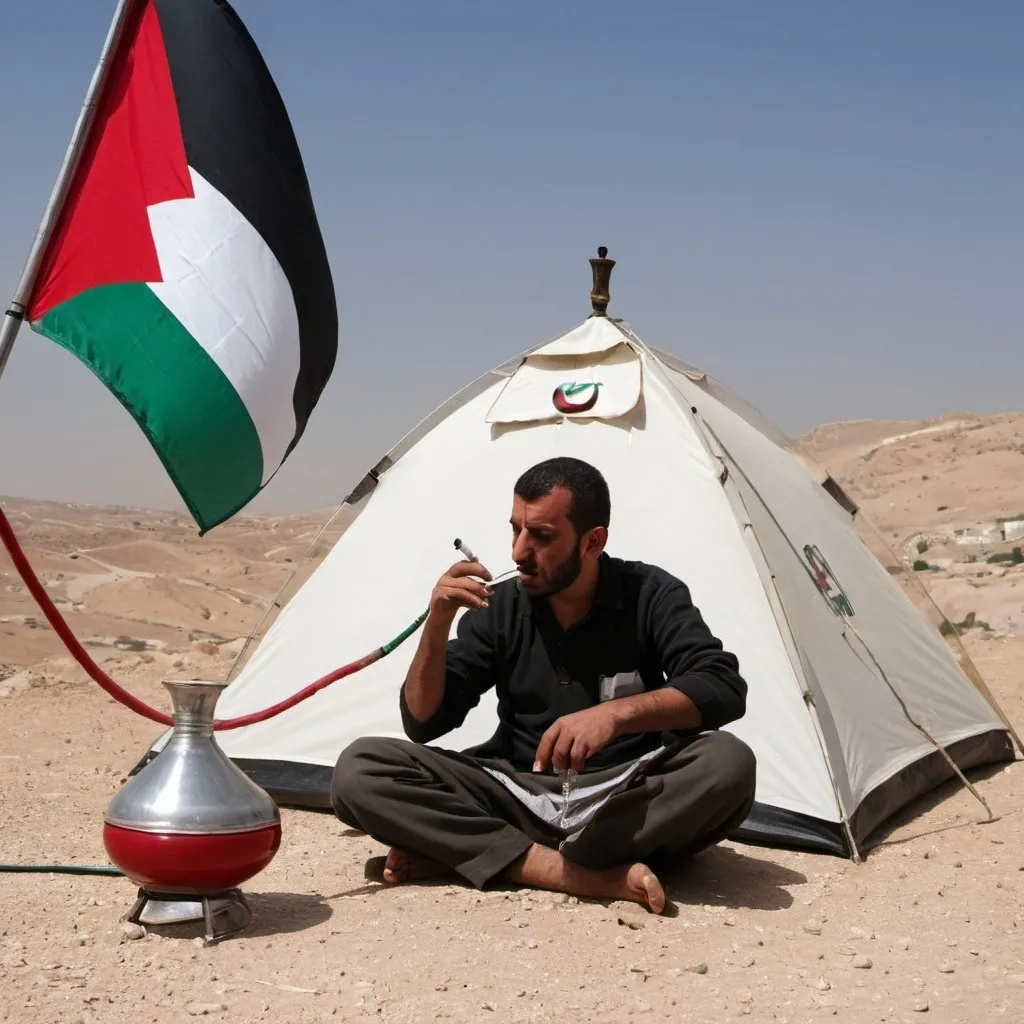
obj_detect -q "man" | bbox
[332,457,756,913]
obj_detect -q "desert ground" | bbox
[0,412,1022,1024]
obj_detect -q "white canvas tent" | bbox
[176,267,1015,858]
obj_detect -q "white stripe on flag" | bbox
[147,166,300,484]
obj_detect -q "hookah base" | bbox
[128,887,252,943]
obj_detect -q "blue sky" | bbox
[0,1,1020,518]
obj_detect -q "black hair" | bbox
[513,457,611,537]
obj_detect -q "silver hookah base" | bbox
[127,887,252,944]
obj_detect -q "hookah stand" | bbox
[103,680,282,943]
[127,887,251,944]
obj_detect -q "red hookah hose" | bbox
[0,507,425,730]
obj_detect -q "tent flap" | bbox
[485,344,642,425]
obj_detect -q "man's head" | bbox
[510,457,610,598]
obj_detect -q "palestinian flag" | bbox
[27,0,337,532]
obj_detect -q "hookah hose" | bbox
[0,506,428,729]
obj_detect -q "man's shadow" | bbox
[658,844,806,912]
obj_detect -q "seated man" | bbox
[332,457,756,913]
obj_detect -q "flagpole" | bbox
[0,0,137,384]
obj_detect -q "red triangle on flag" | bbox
[29,0,193,322]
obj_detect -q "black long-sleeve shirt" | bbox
[400,553,747,772]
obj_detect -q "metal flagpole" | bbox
[0,0,137,384]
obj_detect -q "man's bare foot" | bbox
[378,847,454,885]
[502,844,666,914]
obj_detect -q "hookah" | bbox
[0,512,510,941]
[102,679,284,941]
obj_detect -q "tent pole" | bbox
[0,0,137,387]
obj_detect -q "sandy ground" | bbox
[1,412,1023,1024]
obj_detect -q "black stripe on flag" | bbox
[153,0,338,455]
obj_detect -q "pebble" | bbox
[481,1002,497,1012]
[617,913,646,931]
[723,914,737,927]
[937,963,954,974]
[185,1004,226,1016]
[813,978,831,992]
[852,955,873,969]
[121,923,146,941]
[896,937,910,950]
[525,939,538,949]
[912,997,930,1012]
[803,919,822,935]
[666,968,683,978]
[686,961,709,975]
[849,926,874,940]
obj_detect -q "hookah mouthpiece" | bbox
[453,538,477,562]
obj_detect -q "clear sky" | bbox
[0,1,1020,520]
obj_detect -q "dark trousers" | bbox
[331,731,757,890]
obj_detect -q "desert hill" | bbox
[800,410,1024,637]
[801,410,1024,535]
[0,496,352,690]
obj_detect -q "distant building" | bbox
[1002,518,1024,543]
[950,524,1002,546]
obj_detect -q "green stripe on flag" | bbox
[31,282,264,532]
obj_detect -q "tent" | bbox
[197,254,1016,859]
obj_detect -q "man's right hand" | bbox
[429,560,494,620]
[405,560,494,728]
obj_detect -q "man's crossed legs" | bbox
[331,731,756,913]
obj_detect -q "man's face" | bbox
[510,486,587,597]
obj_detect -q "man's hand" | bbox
[430,560,493,621]
[533,705,620,773]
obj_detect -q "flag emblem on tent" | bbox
[26,0,337,533]
[552,380,602,414]
[803,544,854,616]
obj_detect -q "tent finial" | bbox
[589,246,615,317]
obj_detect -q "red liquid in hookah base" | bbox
[103,822,282,892]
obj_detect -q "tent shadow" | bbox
[659,845,806,912]
[243,891,333,936]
